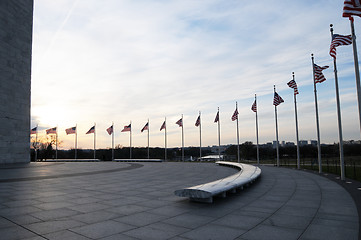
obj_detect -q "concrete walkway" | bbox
[0,162,359,240]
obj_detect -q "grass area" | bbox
[243,157,361,182]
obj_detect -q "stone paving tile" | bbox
[67,202,110,213]
[25,219,85,235]
[44,230,91,240]
[33,201,75,210]
[180,223,246,240]
[213,213,265,230]
[70,220,136,239]
[300,223,359,240]
[123,222,189,240]
[6,214,42,225]
[30,208,80,221]
[107,204,151,215]
[262,213,313,230]
[113,211,168,227]
[71,210,120,224]
[164,213,214,229]
[238,224,303,240]
[0,225,37,240]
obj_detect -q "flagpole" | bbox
[165,117,167,160]
[255,95,260,165]
[181,114,184,161]
[274,86,280,167]
[130,121,132,159]
[199,111,202,160]
[112,122,114,161]
[347,19,361,137]
[75,124,77,160]
[147,119,150,159]
[56,125,58,159]
[311,54,322,173]
[94,122,96,160]
[35,124,38,161]
[330,25,345,180]
[292,73,301,170]
[217,108,221,160]
[236,102,240,163]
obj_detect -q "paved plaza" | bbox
[0,162,359,240]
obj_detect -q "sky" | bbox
[31,0,361,150]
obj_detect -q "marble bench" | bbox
[174,161,261,203]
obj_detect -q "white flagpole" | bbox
[274,86,280,167]
[147,119,150,159]
[56,126,58,159]
[311,54,322,173]
[165,117,167,160]
[292,73,301,170]
[349,18,361,136]
[112,122,114,161]
[75,124,77,160]
[217,108,221,160]
[330,25,345,180]
[255,95,260,165]
[130,121,132,159]
[182,114,184,161]
[35,124,38,161]
[236,102,240,163]
[94,122,96,160]
[199,111,202,160]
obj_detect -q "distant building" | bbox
[299,140,308,146]
[310,140,317,146]
[285,142,295,146]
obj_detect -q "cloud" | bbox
[31,0,361,150]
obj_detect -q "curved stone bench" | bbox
[174,161,261,203]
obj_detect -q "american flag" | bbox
[195,115,200,127]
[160,121,166,131]
[330,34,352,59]
[251,100,257,112]
[66,126,76,135]
[46,127,57,135]
[121,124,131,132]
[106,125,113,135]
[214,111,219,123]
[287,80,299,95]
[343,0,361,18]
[314,64,329,84]
[30,127,37,135]
[231,108,238,121]
[273,92,284,106]
[86,126,95,134]
[141,122,149,132]
[176,118,183,127]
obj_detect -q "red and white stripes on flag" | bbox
[251,100,257,112]
[106,125,113,135]
[231,108,238,121]
[141,122,149,132]
[330,34,353,59]
[160,121,166,131]
[46,127,57,135]
[121,124,131,132]
[176,118,183,127]
[343,0,361,18]
[287,80,299,95]
[195,115,200,127]
[273,92,284,106]
[314,64,329,84]
[66,126,76,135]
[30,127,37,135]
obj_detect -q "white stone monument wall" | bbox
[0,1,33,163]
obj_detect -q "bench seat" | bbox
[174,161,261,203]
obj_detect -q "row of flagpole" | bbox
[30,2,361,181]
